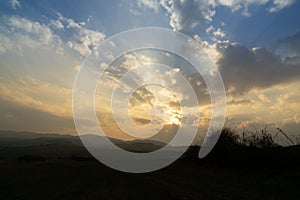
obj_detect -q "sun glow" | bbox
[165,109,182,126]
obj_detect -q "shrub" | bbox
[215,127,240,149]
[215,125,279,149]
[241,125,275,148]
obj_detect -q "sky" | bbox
[0,0,300,143]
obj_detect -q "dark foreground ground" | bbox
[0,143,299,200]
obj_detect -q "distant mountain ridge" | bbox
[0,130,81,146]
[0,130,167,152]
[0,130,78,139]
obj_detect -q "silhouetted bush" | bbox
[216,125,292,149]
[215,127,240,149]
[241,125,275,148]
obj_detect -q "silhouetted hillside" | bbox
[0,129,299,199]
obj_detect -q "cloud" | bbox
[217,0,294,15]
[224,79,300,136]
[1,15,63,54]
[11,0,21,10]
[129,86,155,107]
[8,16,54,44]
[271,92,300,116]
[0,76,73,118]
[96,51,206,133]
[160,0,216,31]
[217,0,269,16]
[268,0,295,13]
[216,41,300,95]
[213,28,226,38]
[56,13,106,56]
[0,13,104,134]
[0,34,13,53]
[228,99,252,105]
[0,97,75,134]
[158,0,296,31]
[93,42,300,138]
[274,31,300,60]
[132,117,152,125]
[50,20,64,29]
[1,13,106,57]
[131,0,296,33]
[137,0,160,11]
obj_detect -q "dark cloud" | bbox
[183,73,210,106]
[168,101,180,108]
[217,42,300,95]
[228,99,252,105]
[132,117,151,125]
[129,86,155,107]
[275,31,300,58]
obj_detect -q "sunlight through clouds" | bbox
[0,0,299,139]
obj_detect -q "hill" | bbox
[0,129,299,200]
